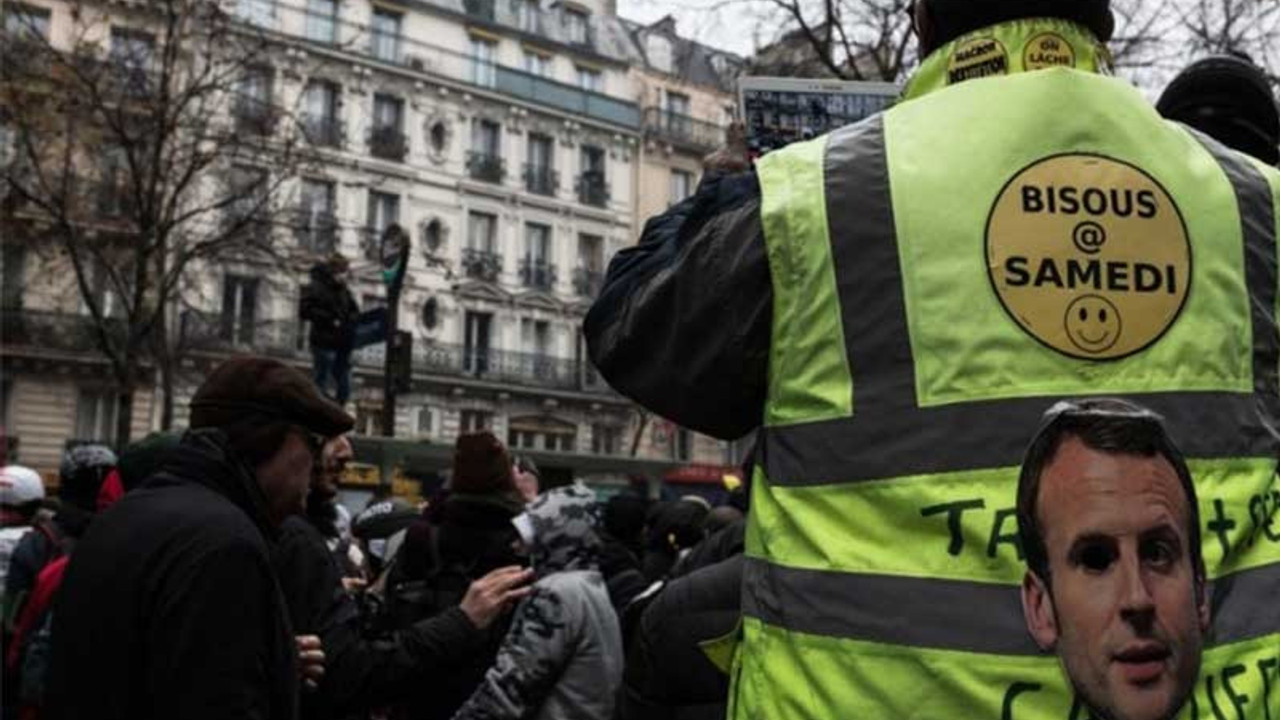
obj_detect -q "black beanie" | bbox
[1157,55,1280,166]
[923,0,1114,51]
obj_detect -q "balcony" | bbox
[519,258,556,291]
[642,107,725,154]
[461,247,502,282]
[177,309,613,395]
[0,309,129,356]
[523,164,558,196]
[466,152,506,183]
[303,115,344,148]
[575,171,609,208]
[291,209,338,254]
[234,101,279,136]
[223,209,272,243]
[572,267,603,298]
[368,126,408,162]
[179,310,302,359]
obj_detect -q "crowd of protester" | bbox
[0,356,749,720]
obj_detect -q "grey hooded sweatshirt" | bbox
[453,484,623,720]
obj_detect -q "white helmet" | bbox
[0,465,45,506]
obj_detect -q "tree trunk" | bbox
[114,385,135,451]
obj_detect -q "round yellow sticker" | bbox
[986,154,1191,361]
[1023,32,1075,70]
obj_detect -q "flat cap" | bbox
[190,356,354,437]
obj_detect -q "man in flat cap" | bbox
[45,356,354,720]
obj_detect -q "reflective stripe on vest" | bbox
[740,18,1280,720]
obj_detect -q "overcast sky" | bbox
[617,0,761,57]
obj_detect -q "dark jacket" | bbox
[389,493,524,720]
[45,430,298,720]
[615,554,744,720]
[301,264,359,351]
[274,516,489,720]
[583,172,770,440]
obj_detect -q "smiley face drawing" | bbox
[1064,295,1122,354]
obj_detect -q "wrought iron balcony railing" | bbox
[0,309,130,356]
[523,164,558,196]
[519,258,556,291]
[572,267,603,298]
[467,152,506,183]
[642,107,725,153]
[575,171,609,208]
[368,126,408,161]
[461,247,502,282]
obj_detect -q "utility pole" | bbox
[380,223,410,437]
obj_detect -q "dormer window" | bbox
[646,34,672,73]
[563,7,588,45]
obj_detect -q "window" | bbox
[367,190,399,233]
[646,34,673,73]
[665,91,690,116]
[471,118,500,157]
[109,28,154,94]
[669,169,693,205]
[520,317,550,356]
[373,94,403,133]
[303,80,340,146]
[463,311,492,374]
[522,51,549,77]
[4,4,50,40]
[470,38,496,88]
[562,8,588,44]
[575,66,602,93]
[220,274,259,345]
[525,223,550,264]
[674,427,691,461]
[370,94,406,161]
[467,211,497,252]
[2,244,26,310]
[592,424,621,455]
[236,0,275,27]
[525,133,554,195]
[305,0,337,43]
[522,223,552,289]
[416,406,434,435]
[527,133,552,169]
[371,8,402,62]
[580,145,604,175]
[226,165,268,236]
[577,234,602,269]
[299,179,336,253]
[236,66,274,133]
[83,256,128,318]
[75,389,119,443]
[516,0,538,32]
[460,409,493,432]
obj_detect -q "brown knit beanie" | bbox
[451,431,517,496]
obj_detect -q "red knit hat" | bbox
[451,431,517,497]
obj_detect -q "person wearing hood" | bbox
[453,484,624,720]
[385,431,529,720]
[301,253,360,405]
[45,356,354,720]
